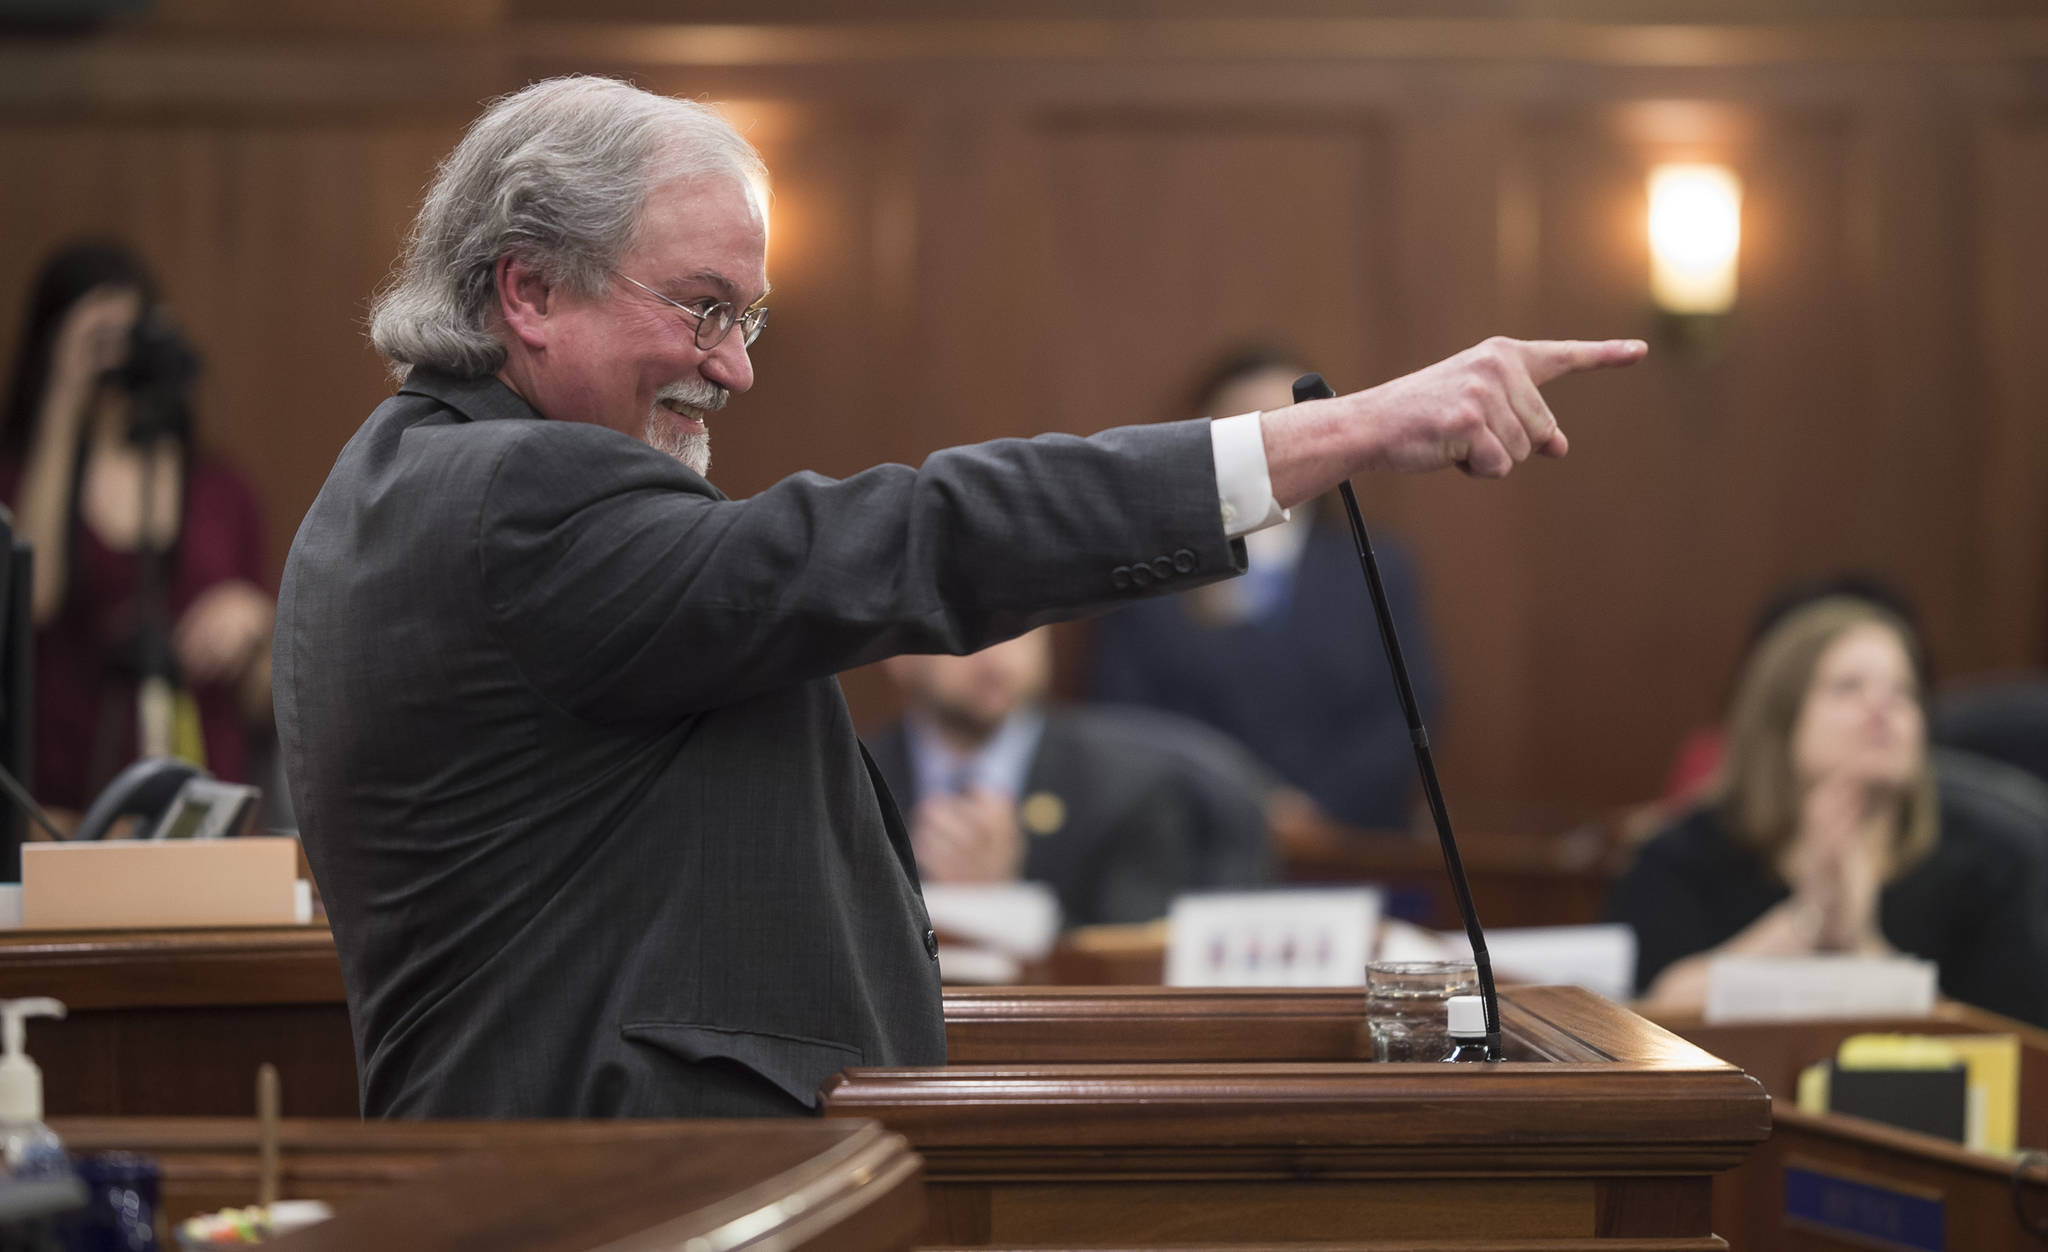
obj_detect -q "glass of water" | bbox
[1366,960,1479,1062]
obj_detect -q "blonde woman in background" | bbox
[1607,597,2048,1025]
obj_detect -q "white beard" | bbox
[646,378,726,476]
[645,422,712,477]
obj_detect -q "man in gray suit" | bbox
[275,75,1645,1119]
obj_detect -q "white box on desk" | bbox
[21,836,302,929]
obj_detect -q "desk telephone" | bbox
[71,757,260,843]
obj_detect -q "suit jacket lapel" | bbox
[859,738,924,895]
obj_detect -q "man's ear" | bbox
[496,254,553,351]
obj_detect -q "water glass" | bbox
[1366,960,1479,1062]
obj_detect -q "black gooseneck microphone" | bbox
[1291,372,1503,1062]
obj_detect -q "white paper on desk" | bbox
[918,882,1061,959]
[1167,888,1381,987]
[1703,954,1938,1023]
[933,944,1022,985]
[1431,924,1638,1004]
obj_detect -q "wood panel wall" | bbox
[2,2,2044,831]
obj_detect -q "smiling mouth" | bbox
[658,397,707,428]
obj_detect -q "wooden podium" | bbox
[830,985,1770,1249]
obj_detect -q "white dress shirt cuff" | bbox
[1210,411,1290,538]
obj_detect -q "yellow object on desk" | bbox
[1797,1031,2022,1154]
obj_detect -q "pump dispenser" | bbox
[0,997,70,1177]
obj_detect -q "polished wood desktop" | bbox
[54,1116,923,1251]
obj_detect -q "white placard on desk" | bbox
[1167,888,1382,987]
[919,882,1062,959]
[1704,954,1938,1023]
[1431,924,1639,1004]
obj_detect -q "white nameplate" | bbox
[1704,955,1939,1023]
[1432,924,1639,1004]
[1167,888,1382,987]
[919,882,1062,959]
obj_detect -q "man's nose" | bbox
[701,332,755,394]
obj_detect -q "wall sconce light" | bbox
[1646,162,1741,357]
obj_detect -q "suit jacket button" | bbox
[1129,564,1152,588]
[1150,556,1174,579]
[1173,548,1196,573]
[924,929,939,959]
[1111,565,1132,590]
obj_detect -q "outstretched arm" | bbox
[1261,337,1647,507]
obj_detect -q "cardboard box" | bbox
[22,837,302,929]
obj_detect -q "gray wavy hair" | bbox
[370,76,768,380]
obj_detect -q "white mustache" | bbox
[655,380,728,413]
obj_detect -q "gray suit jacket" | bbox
[274,369,1241,1117]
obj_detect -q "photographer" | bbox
[0,241,272,821]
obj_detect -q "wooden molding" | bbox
[4,17,2048,117]
[53,1116,925,1250]
[0,926,343,1008]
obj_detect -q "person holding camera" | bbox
[0,241,273,822]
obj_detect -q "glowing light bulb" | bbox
[1647,164,1742,315]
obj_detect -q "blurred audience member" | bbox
[871,628,1269,927]
[1087,346,1435,831]
[0,241,272,816]
[1609,598,2048,1026]
[1660,573,1922,806]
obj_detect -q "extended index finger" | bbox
[1518,338,1649,387]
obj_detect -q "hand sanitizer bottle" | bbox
[1441,994,1491,1063]
[0,997,71,1179]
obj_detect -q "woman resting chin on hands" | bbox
[1607,598,2048,1027]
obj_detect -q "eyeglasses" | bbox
[611,271,769,350]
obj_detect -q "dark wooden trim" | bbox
[4,17,2048,119]
[942,984,1730,1068]
[53,1116,924,1251]
[0,926,343,1008]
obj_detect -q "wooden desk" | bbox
[1651,1005,2048,1149]
[1650,1006,2048,1250]
[54,1117,923,1251]
[834,985,1770,1250]
[946,988,2048,1248]
[0,926,357,1116]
